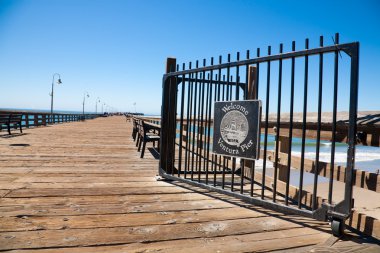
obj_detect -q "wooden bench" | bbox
[0,113,23,134]
[132,118,138,141]
[138,121,160,158]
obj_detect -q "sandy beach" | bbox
[305,181,380,220]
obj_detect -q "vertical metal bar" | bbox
[231,157,236,192]
[222,75,226,100]
[245,50,250,98]
[195,71,201,181]
[312,36,324,210]
[328,33,339,204]
[222,156,226,189]
[261,46,271,200]
[240,161,245,194]
[273,43,283,202]
[230,52,240,192]
[230,75,233,100]
[185,65,193,179]
[217,56,222,101]
[203,72,210,180]
[183,65,189,178]
[226,54,231,100]
[178,63,186,177]
[236,52,245,194]
[221,73,227,189]
[206,57,214,185]
[285,41,296,205]
[173,67,179,176]
[250,48,259,197]
[244,49,252,196]
[214,56,222,187]
[251,48,258,196]
[213,154,217,187]
[298,38,309,209]
[214,74,218,101]
[171,64,179,176]
[197,59,206,182]
[235,52,240,100]
[191,61,199,181]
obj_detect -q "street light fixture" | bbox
[82,92,90,116]
[50,73,62,122]
[95,97,100,114]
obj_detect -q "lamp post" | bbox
[50,73,62,122]
[82,92,90,116]
[133,102,136,113]
[95,97,100,114]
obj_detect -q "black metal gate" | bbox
[159,33,359,235]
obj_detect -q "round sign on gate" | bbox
[220,110,248,147]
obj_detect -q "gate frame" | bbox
[159,40,359,236]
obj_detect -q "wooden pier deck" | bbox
[0,116,379,252]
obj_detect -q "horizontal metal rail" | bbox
[164,42,357,78]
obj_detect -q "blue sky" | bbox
[0,0,379,114]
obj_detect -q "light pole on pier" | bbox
[95,97,100,114]
[82,92,90,116]
[50,73,62,122]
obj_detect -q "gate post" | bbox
[343,42,359,215]
[160,57,177,175]
[244,65,258,178]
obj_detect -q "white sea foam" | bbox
[292,148,380,164]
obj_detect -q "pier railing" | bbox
[0,109,100,129]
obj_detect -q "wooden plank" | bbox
[0,199,234,217]
[0,182,179,190]
[0,193,210,206]
[4,186,193,198]
[346,211,380,243]
[0,227,329,253]
[0,216,306,250]
[0,206,266,232]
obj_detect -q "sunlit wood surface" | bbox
[0,116,378,252]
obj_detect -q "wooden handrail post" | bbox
[277,135,290,182]
[25,114,29,128]
[247,66,258,100]
[244,65,258,178]
[34,114,37,127]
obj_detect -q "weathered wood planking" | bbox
[0,116,378,252]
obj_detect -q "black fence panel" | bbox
[160,33,359,236]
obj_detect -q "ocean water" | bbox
[0,108,95,127]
